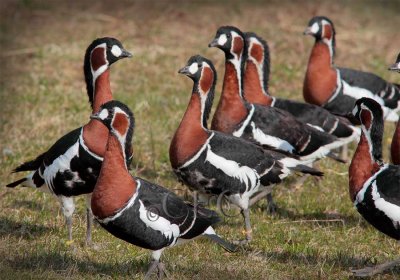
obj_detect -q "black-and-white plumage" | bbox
[6,37,133,244]
[349,97,400,277]
[91,101,235,279]
[304,16,400,123]
[243,32,360,148]
[209,26,345,164]
[170,55,323,243]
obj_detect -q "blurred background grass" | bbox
[0,0,399,279]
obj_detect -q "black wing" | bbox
[250,105,339,156]
[137,178,220,238]
[375,165,400,206]
[274,98,354,138]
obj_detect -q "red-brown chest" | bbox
[170,94,210,168]
[211,62,248,133]
[83,70,113,157]
[82,120,109,157]
[349,134,380,201]
[244,61,271,106]
[91,135,136,219]
[303,42,337,105]
[391,121,400,165]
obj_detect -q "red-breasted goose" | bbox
[243,31,360,157]
[303,16,400,123]
[91,100,236,278]
[6,37,133,245]
[170,55,323,244]
[349,97,400,277]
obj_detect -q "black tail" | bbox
[205,233,238,253]
[290,165,324,177]
[13,153,45,173]
[327,152,347,163]
[6,177,27,188]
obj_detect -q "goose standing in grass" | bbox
[243,31,359,160]
[303,16,400,123]
[349,98,400,277]
[6,37,133,245]
[208,26,344,212]
[91,100,236,279]
[170,55,323,244]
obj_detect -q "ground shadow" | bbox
[3,250,148,277]
[11,199,45,212]
[0,217,52,239]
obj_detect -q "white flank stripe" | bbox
[299,137,343,162]
[95,180,141,224]
[43,140,82,192]
[342,80,384,105]
[180,133,215,169]
[250,122,295,153]
[371,181,400,223]
[138,200,180,242]
[205,145,260,192]
[328,119,339,134]
[233,105,255,137]
[307,123,324,132]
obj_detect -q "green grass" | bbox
[1,0,400,279]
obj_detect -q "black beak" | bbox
[388,63,400,72]
[303,27,313,36]
[121,49,133,58]
[208,38,219,48]
[178,66,191,76]
[90,112,101,121]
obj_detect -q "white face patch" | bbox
[188,62,199,74]
[217,34,227,46]
[99,108,109,120]
[111,45,122,57]
[310,22,319,34]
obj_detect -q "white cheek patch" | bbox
[310,22,319,34]
[99,109,109,120]
[218,34,227,46]
[111,45,122,57]
[189,63,199,74]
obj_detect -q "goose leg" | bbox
[351,257,400,277]
[85,194,96,248]
[249,187,273,207]
[233,208,252,245]
[265,193,277,214]
[144,249,167,280]
[340,144,348,161]
[59,196,75,243]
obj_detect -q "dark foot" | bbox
[85,240,100,250]
[232,239,250,246]
[266,201,278,215]
[144,260,168,280]
[351,267,377,277]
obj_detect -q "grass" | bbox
[1,0,400,279]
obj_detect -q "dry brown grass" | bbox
[1,0,400,279]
